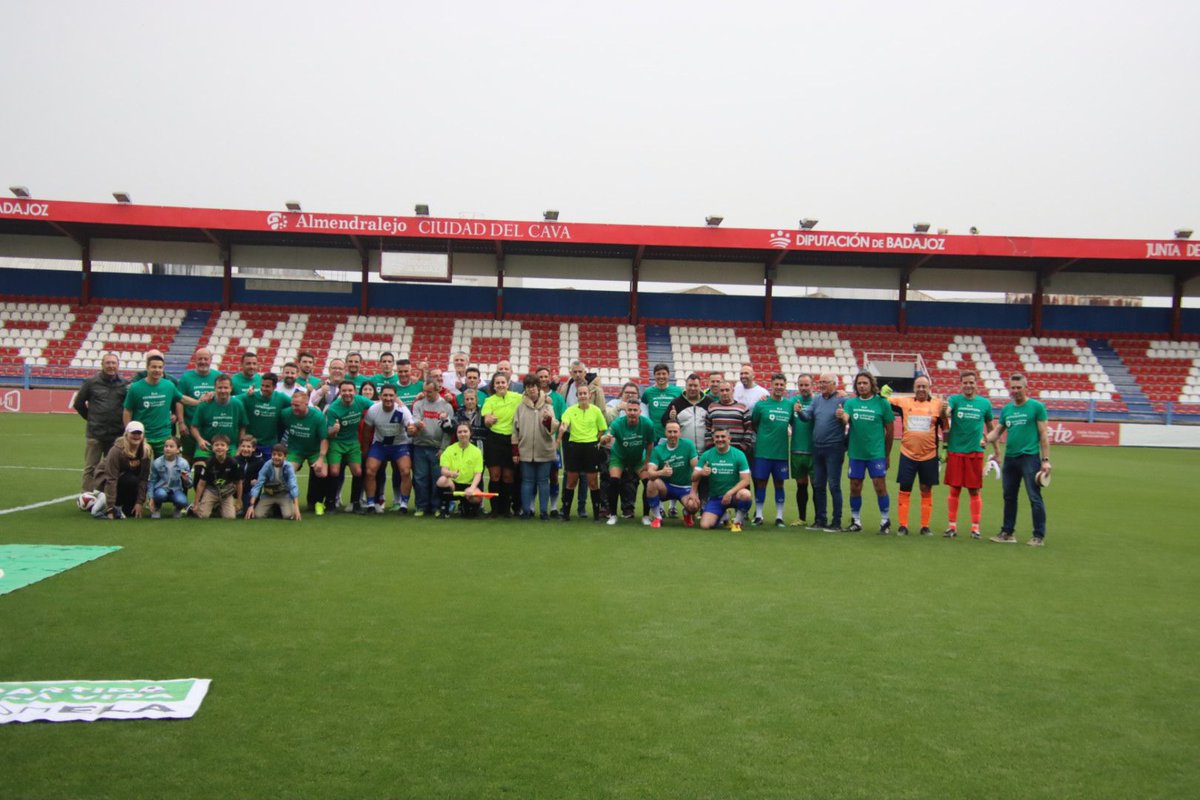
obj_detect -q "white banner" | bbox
[0,679,211,724]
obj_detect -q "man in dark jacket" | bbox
[74,352,129,491]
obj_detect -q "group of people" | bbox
[73,347,1053,545]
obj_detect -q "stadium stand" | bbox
[4,297,1199,422]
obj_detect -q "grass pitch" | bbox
[1,413,1197,799]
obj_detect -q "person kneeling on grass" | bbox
[235,435,266,514]
[95,420,153,519]
[148,436,191,518]
[692,428,753,532]
[245,443,302,520]
[435,422,485,519]
[193,434,242,519]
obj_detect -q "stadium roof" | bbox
[2,197,1198,278]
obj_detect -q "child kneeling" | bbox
[245,444,302,520]
[149,437,192,518]
[194,435,242,519]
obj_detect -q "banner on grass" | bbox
[0,679,211,724]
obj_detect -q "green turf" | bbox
[1,413,1198,799]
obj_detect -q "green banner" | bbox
[0,545,121,596]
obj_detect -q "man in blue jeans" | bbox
[798,372,848,532]
[985,373,1051,546]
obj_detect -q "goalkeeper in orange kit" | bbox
[886,375,944,536]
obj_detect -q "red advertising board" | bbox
[1041,421,1120,447]
[0,389,78,414]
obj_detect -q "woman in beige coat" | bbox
[512,377,560,520]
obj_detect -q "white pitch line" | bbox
[0,465,79,472]
[0,494,78,516]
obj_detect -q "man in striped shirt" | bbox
[705,381,753,457]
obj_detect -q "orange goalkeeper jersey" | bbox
[889,395,944,462]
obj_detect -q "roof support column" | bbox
[1170,272,1192,340]
[897,268,911,334]
[764,251,786,330]
[1031,271,1045,336]
[80,240,92,306]
[221,247,233,310]
[495,241,505,321]
[350,235,369,316]
[630,245,644,325]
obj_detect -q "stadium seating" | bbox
[3,296,1198,421]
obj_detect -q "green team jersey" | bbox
[299,374,322,392]
[649,438,699,489]
[394,380,423,407]
[239,391,292,446]
[345,373,370,390]
[132,370,179,386]
[790,394,814,454]
[325,395,374,442]
[999,399,1047,457]
[642,384,683,440]
[946,394,994,454]
[369,373,400,393]
[607,415,656,460]
[751,396,794,461]
[192,398,249,447]
[843,395,895,461]
[281,408,328,457]
[546,390,566,420]
[696,446,751,498]
[230,372,262,395]
[457,386,488,407]
[480,391,522,435]
[559,403,608,443]
[123,378,183,441]
[177,369,223,427]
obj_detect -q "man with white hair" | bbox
[796,372,848,532]
[177,347,222,463]
[74,352,129,491]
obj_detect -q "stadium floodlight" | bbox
[543,209,559,221]
[9,185,30,198]
[912,222,931,233]
[969,226,980,235]
[415,204,430,216]
[705,215,724,227]
[286,200,302,212]
[113,191,132,204]
[937,227,949,235]
[799,218,819,230]
[1174,228,1193,240]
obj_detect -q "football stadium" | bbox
[1,196,1198,798]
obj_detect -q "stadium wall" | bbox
[0,267,1197,334]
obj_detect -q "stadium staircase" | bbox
[164,310,212,375]
[1088,338,1160,422]
[643,325,675,378]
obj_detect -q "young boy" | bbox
[193,434,242,519]
[245,443,302,520]
[148,436,191,518]
[235,435,266,513]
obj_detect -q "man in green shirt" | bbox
[190,375,249,463]
[750,373,794,527]
[646,420,699,528]
[789,373,815,526]
[239,372,291,458]
[123,354,188,457]
[176,347,221,462]
[692,428,752,532]
[297,351,323,392]
[344,352,370,390]
[836,371,895,534]
[323,381,374,513]
[642,364,683,443]
[601,401,656,526]
[941,369,1001,539]
[369,352,400,393]
[280,389,329,514]
[456,366,488,407]
[985,373,1051,546]
[392,358,424,407]
[229,351,262,396]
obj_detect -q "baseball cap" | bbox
[125,421,145,435]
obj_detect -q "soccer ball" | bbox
[78,492,98,511]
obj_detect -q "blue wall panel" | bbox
[907,301,1029,330]
[506,287,629,318]
[0,267,80,298]
[93,272,222,304]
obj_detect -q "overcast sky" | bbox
[2,1,1197,242]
